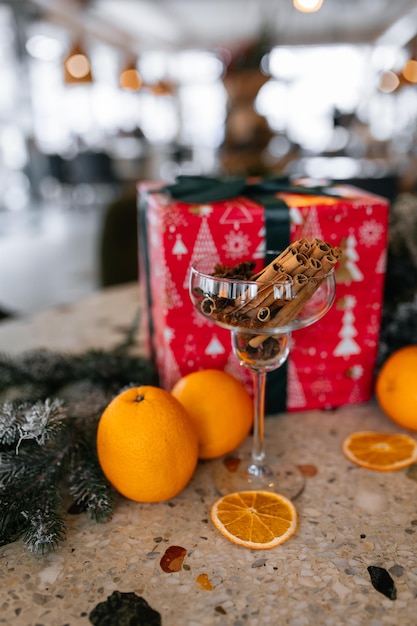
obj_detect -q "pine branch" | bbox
[0,317,157,554]
[67,426,115,523]
[0,348,156,402]
[0,404,114,553]
[0,461,67,553]
[0,398,65,448]
[0,403,73,551]
[0,350,73,394]
[0,401,112,548]
[21,489,67,554]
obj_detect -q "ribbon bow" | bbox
[162,175,337,206]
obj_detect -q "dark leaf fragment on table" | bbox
[367,565,397,600]
[89,591,161,626]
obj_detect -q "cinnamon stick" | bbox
[247,277,318,348]
[236,273,293,316]
[199,238,342,353]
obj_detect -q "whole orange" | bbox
[375,345,417,431]
[96,386,198,502]
[171,369,253,460]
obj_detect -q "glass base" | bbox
[211,454,306,500]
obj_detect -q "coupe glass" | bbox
[189,254,336,499]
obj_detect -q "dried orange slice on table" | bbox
[210,490,297,550]
[342,431,417,472]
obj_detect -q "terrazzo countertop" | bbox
[1,284,416,626]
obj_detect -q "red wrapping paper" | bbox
[138,181,389,412]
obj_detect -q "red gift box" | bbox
[138,178,389,412]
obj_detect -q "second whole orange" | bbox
[96,386,199,502]
[171,369,253,460]
[375,345,417,431]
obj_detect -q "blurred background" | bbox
[1,0,417,317]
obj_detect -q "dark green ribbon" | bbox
[161,174,337,206]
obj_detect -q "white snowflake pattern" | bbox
[344,295,357,309]
[164,326,175,343]
[163,209,188,232]
[346,364,364,380]
[222,230,252,259]
[358,219,384,247]
[191,308,213,328]
[310,377,332,395]
[199,204,214,217]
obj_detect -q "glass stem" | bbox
[251,369,267,468]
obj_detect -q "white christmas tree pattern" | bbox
[299,205,323,241]
[347,380,365,404]
[156,339,182,390]
[334,295,361,357]
[375,247,386,274]
[162,254,183,310]
[184,217,220,289]
[286,358,306,409]
[289,205,303,226]
[204,333,226,358]
[182,333,200,369]
[253,225,266,259]
[172,234,188,259]
[219,200,254,230]
[335,233,364,283]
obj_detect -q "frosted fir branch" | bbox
[390,193,417,267]
[378,294,417,366]
[0,403,17,446]
[0,332,156,553]
[21,498,66,554]
[68,436,114,523]
[0,399,66,450]
[0,429,72,492]
[0,427,72,552]
[68,479,114,523]
[0,449,27,488]
[0,347,156,402]
[16,398,66,451]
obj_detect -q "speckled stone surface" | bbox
[1,285,417,626]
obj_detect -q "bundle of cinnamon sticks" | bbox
[200,237,342,341]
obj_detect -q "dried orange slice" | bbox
[210,490,297,550]
[342,431,417,472]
